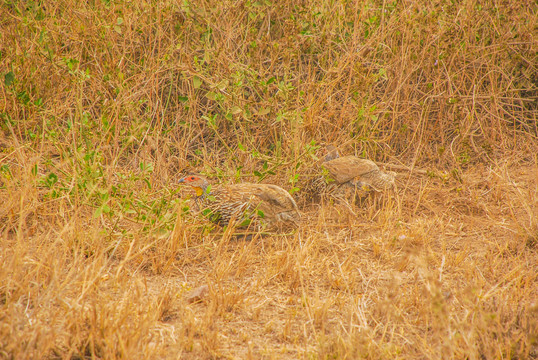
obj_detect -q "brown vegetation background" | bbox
[1,0,537,358]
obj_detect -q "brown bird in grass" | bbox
[304,145,396,203]
[178,175,300,232]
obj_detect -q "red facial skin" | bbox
[179,176,200,183]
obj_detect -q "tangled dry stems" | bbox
[1,0,537,358]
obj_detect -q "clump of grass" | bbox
[1,0,537,358]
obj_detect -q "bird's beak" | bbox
[178,178,185,184]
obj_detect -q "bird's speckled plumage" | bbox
[303,146,395,203]
[179,175,300,231]
[322,155,395,191]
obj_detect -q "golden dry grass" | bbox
[1,0,537,359]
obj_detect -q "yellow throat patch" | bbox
[194,186,204,197]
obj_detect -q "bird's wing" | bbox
[250,184,298,211]
[322,156,379,184]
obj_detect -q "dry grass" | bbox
[1,0,537,358]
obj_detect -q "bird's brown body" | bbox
[179,176,300,232]
[322,155,395,191]
[304,149,396,203]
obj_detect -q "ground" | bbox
[3,158,536,359]
[1,0,537,358]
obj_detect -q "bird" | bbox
[303,146,396,203]
[178,175,300,232]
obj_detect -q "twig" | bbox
[378,162,431,175]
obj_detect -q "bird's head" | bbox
[323,145,340,162]
[178,175,210,197]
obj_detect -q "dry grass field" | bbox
[1,0,537,358]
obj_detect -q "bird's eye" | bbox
[190,176,195,180]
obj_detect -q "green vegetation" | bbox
[1,0,537,358]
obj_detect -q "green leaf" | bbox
[46,172,58,187]
[256,107,270,116]
[193,76,202,89]
[209,212,221,223]
[143,178,151,189]
[93,207,102,218]
[256,209,265,218]
[4,72,14,86]
[230,106,242,114]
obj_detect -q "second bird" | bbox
[304,146,396,204]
